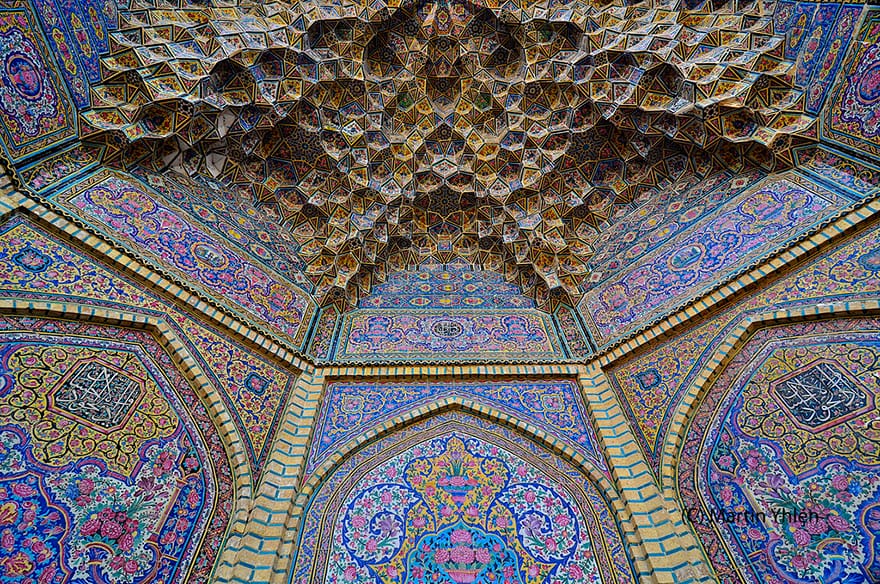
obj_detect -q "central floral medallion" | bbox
[330,435,600,584]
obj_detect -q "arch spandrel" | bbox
[306,379,606,478]
[0,314,236,584]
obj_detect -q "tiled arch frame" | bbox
[585,181,880,584]
[224,368,714,584]
[276,392,646,582]
[658,299,880,579]
[0,297,258,579]
[0,179,325,580]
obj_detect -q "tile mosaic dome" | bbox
[81,0,821,309]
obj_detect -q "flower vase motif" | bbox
[437,445,477,505]
[330,434,603,584]
[407,523,523,584]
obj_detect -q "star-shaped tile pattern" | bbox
[81,0,817,309]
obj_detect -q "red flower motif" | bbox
[118,532,135,552]
[553,514,570,527]
[828,514,850,532]
[474,548,491,563]
[154,452,175,477]
[80,517,101,537]
[100,520,124,540]
[450,546,474,563]
[11,483,36,498]
[1,529,14,551]
[97,508,114,522]
[804,518,828,535]
[792,529,811,546]
[78,479,95,496]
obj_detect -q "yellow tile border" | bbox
[0,187,311,372]
[258,393,635,584]
[578,366,715,583]
[10,170,879,582]
[0,297,255,583]
[656,299,880,572]
[220,362,720,584]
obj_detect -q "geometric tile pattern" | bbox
[0,3,77,162]
[822,7,880,158]
[293,413,635,584]
[0,216,297,477]
[794,145,880,201]
[0,317,231,584]
[54,168,316,346]
[774,1,862,115]
[73,0,847,310]
[336,263,566,361]
[337,308,564,361]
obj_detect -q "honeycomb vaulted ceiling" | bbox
[84,0,819,309]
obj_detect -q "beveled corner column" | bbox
[577,364,716,584]
[215,366,324,584]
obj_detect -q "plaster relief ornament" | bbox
[82,0,816,310]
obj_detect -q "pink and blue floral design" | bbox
[680,320,880,583]
[312,432,616,584]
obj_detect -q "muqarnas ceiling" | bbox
[83,0,822,309]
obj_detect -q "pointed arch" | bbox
[660,299,880,584]
[277,398,642,584]
[0,298,255,568]
[659,298,880,497]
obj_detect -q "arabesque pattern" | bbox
[0,317,231,584]
[293,413,634,584]
[679,318,880,583]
